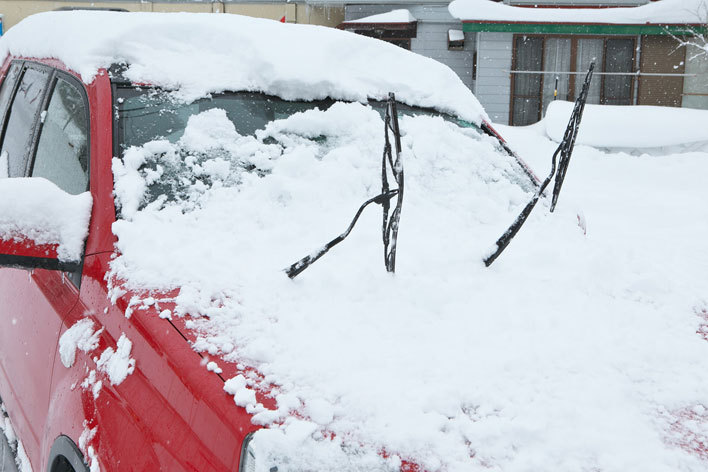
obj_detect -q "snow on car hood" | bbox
[109,103,708,471]
[0,11,487,124]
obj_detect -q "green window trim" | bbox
[461,22,705,36]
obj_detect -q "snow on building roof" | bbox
[0,11,485,123]
[448,28,465,42]
[449,0,708,24]
[346,9,417,23]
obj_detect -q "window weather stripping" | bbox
[286,92,404,279]
[483,63,595,268]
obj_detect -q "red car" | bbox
[0,11,540,472]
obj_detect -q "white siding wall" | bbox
[345,4,475,90]
[475,32,513,124]
[411,22,475,90]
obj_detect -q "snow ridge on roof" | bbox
[0,11,485,123]
[449,0,708,24]
[347,9,417,23]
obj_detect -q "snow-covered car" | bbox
[0,10,545,472]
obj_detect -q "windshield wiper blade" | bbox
[483,63,595,267]
[286,92,404,278]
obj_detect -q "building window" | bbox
[683,44,708,109]
[510,35,637,126]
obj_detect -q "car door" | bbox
[0,61,89,465]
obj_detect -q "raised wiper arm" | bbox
[286,92,405,278]
[484,63,595,267]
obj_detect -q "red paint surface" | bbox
[0,238,59,259]
[0,57,258,472]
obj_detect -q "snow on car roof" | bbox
[449,0,707,24]
[0,11,486,124]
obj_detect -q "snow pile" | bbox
[450,0,708,24]
[58,318,103,368]
[1,402,32,472]
[0,177,92,262]
[107,100,708,471]
[97,334,135,386]
[545,101,708,149]
[0,11,485,124]
[346,9,416,23]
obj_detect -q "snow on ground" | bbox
[0,402,32,472]
[545,101,708,150]
[108,99,708,471]
[0,11,485,124]
[449,0,707,24]
[0,178,92,262]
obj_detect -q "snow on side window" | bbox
[0,177,92,262]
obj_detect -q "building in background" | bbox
[341,0,708,125]
[1,0,705,126]
[449,0,708,124]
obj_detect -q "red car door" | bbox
[0,61,89,466]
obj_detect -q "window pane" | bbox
[682,44,708,109]
[576,39,604,105]
[32,78,89,195]
[542,37,571,116]
[1,67,49,177]
[603,38,634,105]
[0,63,22,131]
[0,63,22,178]
[512,36,543,125]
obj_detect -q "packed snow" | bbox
[448,29,465,42]
[108,95,708,471]
[0,177,92,262]
[0,11,486,124]
[346,9,416,24]
[58,318,102,368]
[449,0,708,24]
[545,101,708,149]
[1,402,32,472]
[96,334,135,386]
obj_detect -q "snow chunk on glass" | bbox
[0,177,92,262]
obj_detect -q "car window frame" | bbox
[28,70,92,194]
[0,59,91,289]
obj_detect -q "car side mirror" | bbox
[0,177,92,272]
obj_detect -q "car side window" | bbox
[1,65,50,177]
[31,77,89,195]
[0,62,22,177]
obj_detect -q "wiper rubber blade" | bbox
[484,63,595,267]
[286,92,405,278]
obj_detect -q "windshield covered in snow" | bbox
[113,87,529,214]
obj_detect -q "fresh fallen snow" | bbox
[448,29,465,42]
[0,11,485,124]
[59,318,103,368]
[346,9,416,24]
[97,334,136,386]
[0,177,92,262]
[449,0,708,24]
[109,102,708,471]
[545,101,708,149]
[1,402,33,472]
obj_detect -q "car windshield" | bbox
[113,86,528,214]
[115,86,477,150]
